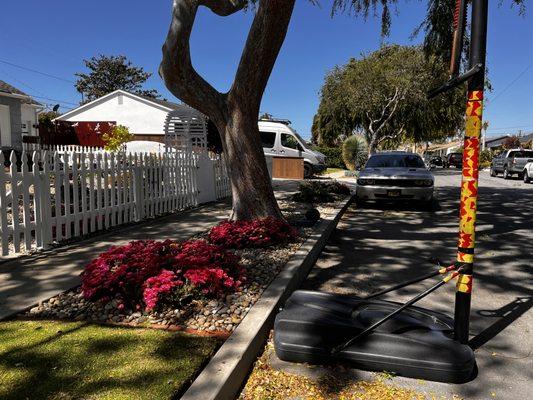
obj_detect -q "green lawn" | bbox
[0,320,218,400]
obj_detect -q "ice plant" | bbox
[208,217,297,249]
[81,239,243,311]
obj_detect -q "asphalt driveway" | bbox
[296,169,532,399]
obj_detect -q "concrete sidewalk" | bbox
[0,202,231,321]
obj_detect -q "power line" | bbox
[28,94,79,107]
[487,60,533,104]
[487,123,533,131]
[0,67,49,97]
[0,33,81,65]
[0,59,75,84]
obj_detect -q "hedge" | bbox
[312,146,344,169]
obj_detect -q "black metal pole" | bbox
[454,0,488,345]
[364,267,452,300]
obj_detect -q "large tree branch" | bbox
[229,0,296,112]
[160,0,245,124]
[373,87,402,136]
[377,124,406,145]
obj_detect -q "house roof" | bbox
[57,89,190,120]
[137,95,183,110]
[485,135,510,148]
[427,140,462,152]
[0,79,41,105]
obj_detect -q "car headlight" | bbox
[357,178,375,185]
[414,179,433,187]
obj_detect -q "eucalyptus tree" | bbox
[314,45,466,153]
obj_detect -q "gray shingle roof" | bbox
[0,79,41,105]
[138,95,183,110]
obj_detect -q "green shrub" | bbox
[102,124,134,152]
[342,135,368,171]
[313,146,343,168]
[480,149,493,164]
[292,180,350,203]
[328,181,351,195]
[292,181,334,203]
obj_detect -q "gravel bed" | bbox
[23,195,348,335]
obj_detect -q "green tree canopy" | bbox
[76,55,160,104]
[312,45,466,152]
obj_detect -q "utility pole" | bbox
[454,0,488,345]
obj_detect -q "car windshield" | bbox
[366,154,426,169]
[288,127,308,148]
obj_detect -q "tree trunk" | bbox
[159,0,296,221]
[368,134,378,155]
[218,108,282,220]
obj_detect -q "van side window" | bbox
[260,131,276,148]
[281,133,299,150]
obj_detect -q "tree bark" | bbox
[219,109,282,220]
[160,0,296,220]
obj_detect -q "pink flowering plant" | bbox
[208,217,297,249]
[81,239,243,311]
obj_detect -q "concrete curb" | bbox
[180,196,353,400]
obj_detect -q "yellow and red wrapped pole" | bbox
[454,0,488,344]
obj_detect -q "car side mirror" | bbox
[297,144,304,152]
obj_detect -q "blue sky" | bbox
[1,1,532,140]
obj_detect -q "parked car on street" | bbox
[259,118,326,178]
[523,161,533,183]
[428,155,444,169]
[444,152,463,168]
[490,149,533,179]
[355,152,434,204]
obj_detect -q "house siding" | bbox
[59,92,169,137]
[0,96,22,150]
[21,104,38,136]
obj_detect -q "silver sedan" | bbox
[355,152,434,203]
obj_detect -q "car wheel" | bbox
[524,170,531,183]
[490,167,497,177]
[303,163,313,179]
[503,167,510,180]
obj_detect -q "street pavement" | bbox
[292,169,532,399]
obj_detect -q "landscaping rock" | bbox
[21,199,344,335]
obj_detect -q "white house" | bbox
[57,90,187,143]
[0,80,41,151]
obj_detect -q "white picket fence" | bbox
[213,155,231,200]
[0,149,230,257]
[22,143,103,153]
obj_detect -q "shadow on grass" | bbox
[0,320,219,400]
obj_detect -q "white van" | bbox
[258,119,326,178]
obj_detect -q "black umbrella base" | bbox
[274,290,476,384]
